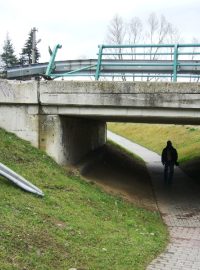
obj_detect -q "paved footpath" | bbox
[107,131,200,270]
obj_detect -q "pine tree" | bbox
[1,34,18,69]
[20,28,40,65]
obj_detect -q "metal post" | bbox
[95,45,103,80]
[45,44,62,77]
[32,27,37,64]
[173,44,178,82]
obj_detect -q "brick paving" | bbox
[107,131,200,270]
[146,160,200,269]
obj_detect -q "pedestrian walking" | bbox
[161,140,179,185]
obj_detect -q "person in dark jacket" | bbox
[161,140,178,185]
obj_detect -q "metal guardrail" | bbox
[0,162,44,196]
[7,43,200,81]
[6,60,97,79]
[94,44,200,81]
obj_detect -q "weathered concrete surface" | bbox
[0,105,39,147]
[39,80,200,108]
[0,79,38,104]
[1,79,200,164]
[39,81,200,124]
[0,80,39,146]
[39,116,106,165]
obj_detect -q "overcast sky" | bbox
[0,0,199,62]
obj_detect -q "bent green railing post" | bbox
[173,44,179,82]
[95,45,103,80]
[45,44,62,77]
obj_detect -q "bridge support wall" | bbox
[0,104,39,147]
[39,115,106,165]
[0,80,39,147]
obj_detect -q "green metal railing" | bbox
[45,43,200,81]
[95,43,200,81]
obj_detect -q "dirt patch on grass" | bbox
[77,144,157,211]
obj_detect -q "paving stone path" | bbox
[107,131,200,270]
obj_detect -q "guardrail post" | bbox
[45,44,62,78]
[173,44,178,82]
[95,45,103,80]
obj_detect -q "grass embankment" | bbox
[108,123,200,180]
[0,128,167,270]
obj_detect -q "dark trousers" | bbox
[164,161,174,184]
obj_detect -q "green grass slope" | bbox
[0,128,167,270]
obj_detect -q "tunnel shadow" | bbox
[180,158,200,185]
[77,143,157,211]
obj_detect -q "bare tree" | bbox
[126,17,143,80]
[146,13,171,60]
[146,13,159,45]
[146,13,171,45]
[144,13,172,80]
[106,14,126,62]
[191,37,199,61]
[190,38,200,82]
[127,17,143,60]
[105,14,127,80]
[167,23,182,61]
[167,23,181,44]
[157,15,171,44]
[128,17,143,45]
[106,14,126,48]
[104,12,189,82]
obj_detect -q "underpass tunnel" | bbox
[75,119,200,208]
[38,112,200,208]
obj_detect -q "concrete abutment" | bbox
[39,115,106,165]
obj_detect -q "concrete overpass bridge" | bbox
[0,79,200,165]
